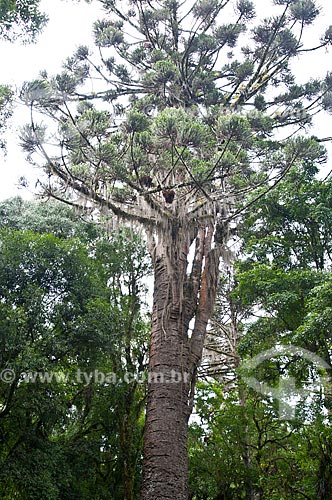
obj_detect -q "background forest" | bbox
[2,173,332,500]
[1,1,332,499]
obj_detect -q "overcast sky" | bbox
[0,0,103,200]
[0,0,332,201]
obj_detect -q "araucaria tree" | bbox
[20,1,332,498]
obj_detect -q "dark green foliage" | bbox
[238,165,332,270]
[189,381,328,500]
[0,199,150,500]
[234,166,332,382]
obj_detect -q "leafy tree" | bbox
[0,195,100,239]
[238,166,332,271]
[19,1,332,497]
[0,0,47,42]
[226,170,332,498]
[189,380,327,500]
[0,199,150,500]
[235,168,332,364]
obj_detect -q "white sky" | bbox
[0,0,103,200]
[0,0,332,201]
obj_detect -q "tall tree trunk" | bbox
[141,223,220,500]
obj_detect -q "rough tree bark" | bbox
[141,222,220,500]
